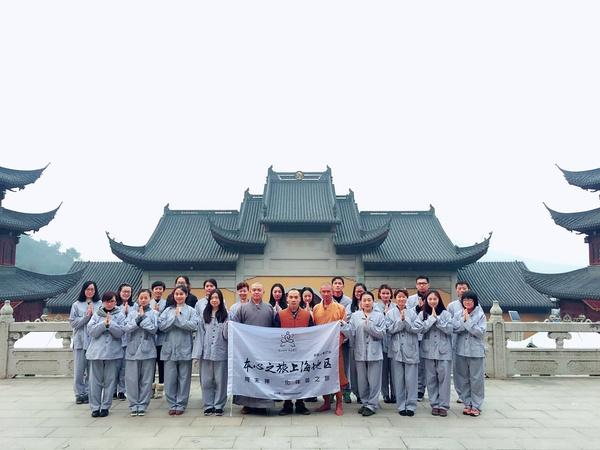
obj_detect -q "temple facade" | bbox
[106,167,491,306]
[0,165,82,321]
[523,166,600,321]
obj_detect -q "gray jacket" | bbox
[158,304,199,361]
[124,305,158,360]
[86,306,126,360]
[342,310,386,361]
[415,310,453,361]
[192,317,228,361]
[452,306,486,358]
[150,298,167,345]
[69,300,101,350]
[386,306,420,364]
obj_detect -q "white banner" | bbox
[227,321,340,400]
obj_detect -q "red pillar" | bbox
[0,235,17,266]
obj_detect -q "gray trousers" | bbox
[418,355,427,395]
[116,354,126,394]
[201,359,228,410]
[125,358,156,412]
[454,355,485,410]
[89,359,119,411]
[73,348,89,397]
[164,360,192,411]
[348,350,360,399]
[381,356,395,399]
[342,342,351,392]
[424,358,451,410]
[355,360,382,412]
[392,360,418,412]
[452,353,463,400]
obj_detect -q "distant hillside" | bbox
[15,235,80,274]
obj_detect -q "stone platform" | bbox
[0,376,598,449]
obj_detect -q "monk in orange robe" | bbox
[312,283,348,416]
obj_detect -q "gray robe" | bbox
[69,299,101,397]
[231,300,275,408]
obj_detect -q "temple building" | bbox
[523,166,600,321]
[0,165,82,321]
[105,167,491,306]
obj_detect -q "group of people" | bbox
[70,275,486,419]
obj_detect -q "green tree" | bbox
[15,235,81,274]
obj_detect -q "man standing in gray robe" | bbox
[231,282,275,414]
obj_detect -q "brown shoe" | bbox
[174,410,184,416]
[240,406,251,415]
[431,407,439,416]
[439,409,448,417]
[316,399,331,412]
[168,409,176,416]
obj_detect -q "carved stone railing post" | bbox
[56,331,72,349]
[0,300,16,379]
[489,300,507,379]
[548,332,571,349]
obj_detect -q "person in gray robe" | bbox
[124,289,158,416]
[231,282,275,414]
[150,280,167,399]
[159,284,199,415]
[415,290,453,417]
[86,291,125,417]
[342,291,386,416]
[447,281,470,404]
[386,289,420,416]
[193,288,229,416]
[452,290,486,417]
[69,281,101,404]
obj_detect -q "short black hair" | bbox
[151,280,166,290]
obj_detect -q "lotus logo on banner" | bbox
[228,322,341,400]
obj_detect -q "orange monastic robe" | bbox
[312,301,349,388]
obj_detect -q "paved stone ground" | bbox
[0,376,599,449]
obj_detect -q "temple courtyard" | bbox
[0,376,598,449]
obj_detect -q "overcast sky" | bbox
[1,1,598,273]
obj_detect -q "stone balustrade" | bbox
[1,299,599,379]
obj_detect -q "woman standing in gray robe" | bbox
[159,284,199,416]
[124,288,158,416]
[69,281,101,404]
[231,282,274,414]
[86,291,125,417]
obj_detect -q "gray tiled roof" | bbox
[0,205,60,233]
[261,167,339,226]
[108,207,239,269]
[0,265,83,302]
[47,261,143,310]
[333,193,389,252]
[0,165,47,191]
[522,265,600,301]
[210,192,267,252]
[558,166,600,192]
[108,168,490,269]
[362,207,491,268]
[458,261,552,312]
[545,204,600,234]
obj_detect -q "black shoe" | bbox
[357,405,365,415]
[356,396,361,404]
[82,396,89,404]
[214,409,224,416]
[113,392,118,399]
[417,392,424,401]
[305,397,318,402]
[99,409,109,417]
[204,408,214,416]
[76,396,83,405]
[361,407,375,416]
[118,392,126,400]
[91,410,100,418]
[406,410,415,417]
[390,396,396,403]
[383,395,391,404]
[295,404,310,415]
[399,410,407,416]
